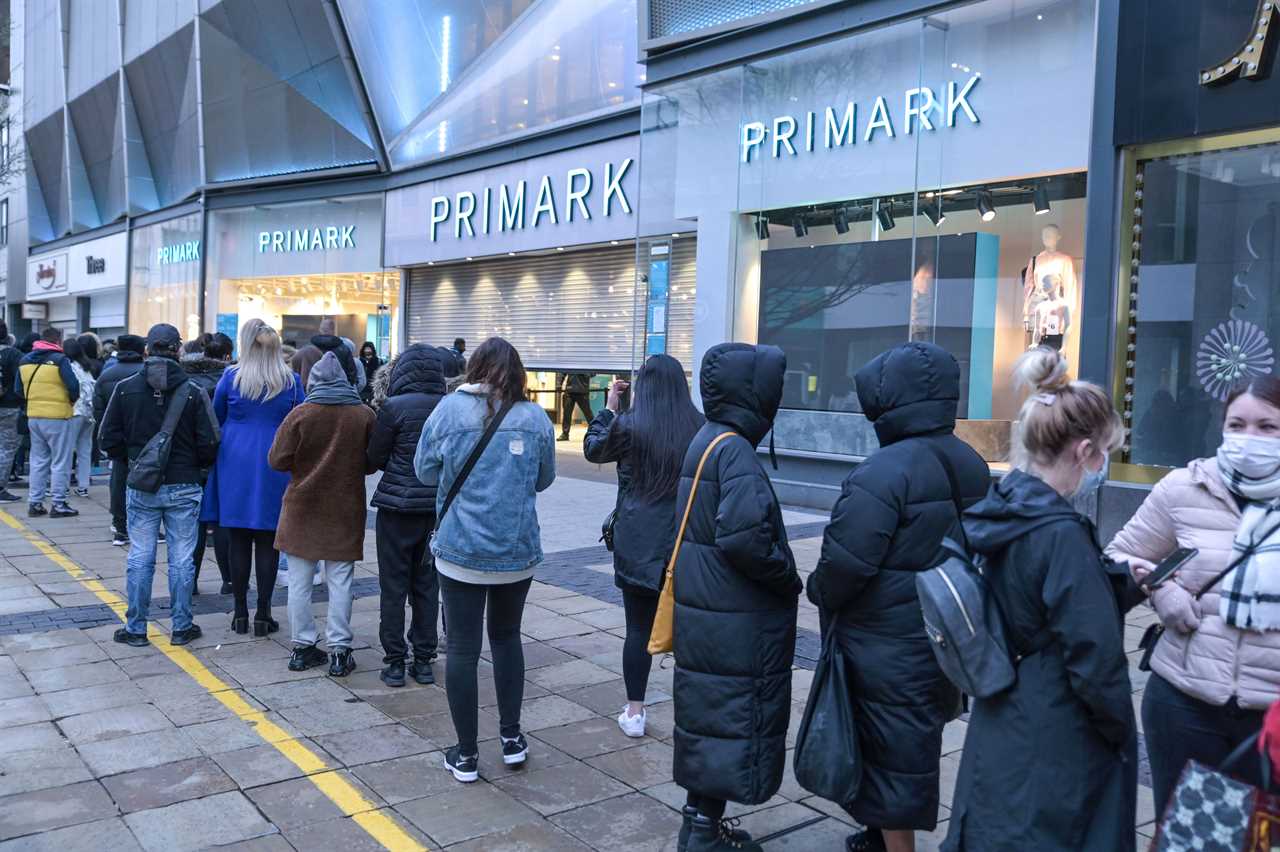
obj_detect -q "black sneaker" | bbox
[49,502,79,518]
[0,489,19,503]
[328,649,356,677]
[27,503,46,517]
[501,733,528,766]
[408,658,435,685]
[219,582,233,595]
[289,644,328,671]
[157,529,166,543]
[112,627,149,647]
[111,533,128,547]
[687,815,760,852]
[380,661,406,687]
[845,830,887,852]
[74,488,90,498]
[170,624,203,646]
[443,746,478,783]
[556,434,570,442]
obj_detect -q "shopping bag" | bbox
[1152,733,1275,852]
[792,630,861,804]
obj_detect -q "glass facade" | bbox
[637,0,1097,461]
[1123,133,1280,470]
[128,212,204,343]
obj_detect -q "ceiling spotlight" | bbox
[755,216,770,240]
[876,200,896,232]
[1033,183,1051,215]
[833,206,850,234]
[975,189,996,222]
[924,198,945,227]
[793,216,809,238]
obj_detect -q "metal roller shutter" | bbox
[405,240,697,372]
[666,237,697,370]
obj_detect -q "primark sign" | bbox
[258,225,356,253]
[740,75,981,163]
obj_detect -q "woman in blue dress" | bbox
[203,319,305,635]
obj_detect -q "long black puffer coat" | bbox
[368,345,448,514]
[672,342,802,806]
[942,469,1137,851]
[806,342,989,830]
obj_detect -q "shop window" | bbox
[128,212,203,340]
[1123,134,1280,471]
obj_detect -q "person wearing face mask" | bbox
[1107,374,1280,817]
[943,346,1139,852]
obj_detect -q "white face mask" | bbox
[1218,433,1280,481]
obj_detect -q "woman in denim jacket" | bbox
[414,337,555,783]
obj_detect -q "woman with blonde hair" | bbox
[942,347,1139,852]
[203,319,305,635]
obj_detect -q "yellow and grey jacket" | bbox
[17,347,79,420]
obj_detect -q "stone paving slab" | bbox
[0,779,117,841]
[123,790,277,852]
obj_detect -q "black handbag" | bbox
[600,507,617,551]
[793,629,861,804]
[127,382,192,494]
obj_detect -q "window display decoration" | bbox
[1119,167,1144,460]
[1196,320,1275,401]
[1201,1,1277,86]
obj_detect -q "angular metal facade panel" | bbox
[67,0,121,101]
[122,25,201,206]
[68,74,127,225]
[123,0,196,64]
[647,0,819,39]
[26,111,66,238]
[23,0,65,125]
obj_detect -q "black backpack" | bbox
[126,382,192,494]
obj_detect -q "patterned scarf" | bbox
[1220,500,1280,632]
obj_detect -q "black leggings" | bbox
[227,527,280,620]
[193,523,230,586]
[439,574,532,754]
[685,791,725,820]
[621,585,659,703]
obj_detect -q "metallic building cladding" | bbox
[647,0,820,40]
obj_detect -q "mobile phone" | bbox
[1140,547,1199,591]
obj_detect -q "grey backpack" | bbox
[915,442,1052,699]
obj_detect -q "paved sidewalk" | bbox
[0,471,1158,851]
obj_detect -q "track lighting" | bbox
[756,216,770,240]
[975,189,996,222]
[876,200,896,232]
[923,198,945,227]
[833,206,849,234]
[793,216,809,238]
[1033,183,1051,215]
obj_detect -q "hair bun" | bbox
[1014,346,1071,395]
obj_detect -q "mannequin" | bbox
[1031,273,1070,350]
[1023,224,1078,334]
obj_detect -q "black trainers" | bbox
[408,658,435,685]
[27,503,46,517]
[49,502,79,518]
[157,529,165,543]
[112,627,149,647]
[111,532,128,547]
[687,815,760,851]
[289,644,328,671]
[501,733,528,766]
[170,624,203,646]
[328,649,356,677]
[845,830,887,852]
[443,746,478,783]
[0,489,19,503]
[380,660,406,687]
[219,582,233,595]
[74,488,90,498]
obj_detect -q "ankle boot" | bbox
[686,815,759,852]
[677,805,697,852]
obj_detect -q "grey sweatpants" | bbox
[28,418,72,505]
[285,555,354,650]
[0,409,18,483]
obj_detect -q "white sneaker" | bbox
[313,568,324,587]
[617,705,646,738]
[276,568,289,587]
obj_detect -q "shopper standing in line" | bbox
[669,342,801,852]
[94,334,146,545]
[942,347,1136,852]
[290,318,359,388]
[583,354,702,737]
[99,323,220,647]
[17,327,81,518]
[1108,374,1280,815]
[270,352,374,675]
[359,341,382,404]
[807,343,989,852]
[0,323,23,503]
[184,334,233,595]
[368,345,447,687]
[414,337,555,783]
[557,371,594,441]
[61,337,97,498]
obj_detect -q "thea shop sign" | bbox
[740,76,981,163]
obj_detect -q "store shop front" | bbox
[206,195,394,355]
[129,212,204,343]
[386,136,695,418]
[637,0,1098,496]
[27,230,128,338]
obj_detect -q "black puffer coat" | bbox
[368,345,447,514]
[672,343,802,806]
[942,470,1137,852]
[92,348,145,424]
[807,342,989,830]
[180,355,227,399]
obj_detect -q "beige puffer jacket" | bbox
[1107,457,1280,709]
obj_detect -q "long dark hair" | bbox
[623,354,703,501]
[466,337,528,421]
[62,337,93,372]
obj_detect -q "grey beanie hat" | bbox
[307,351,346,389]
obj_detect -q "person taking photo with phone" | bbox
[1108,374,1280,816]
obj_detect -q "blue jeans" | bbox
[126,483,202,635]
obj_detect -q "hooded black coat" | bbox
[367,345,447,514]
[672,343,802,806]
[806,342,989,830]
[942,469,1138,852]
[180,355,227,399]
[92,349,144,423]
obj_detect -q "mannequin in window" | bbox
[909,261,936,342]
[1031,273,1070,350]
[1022,224,1078,331]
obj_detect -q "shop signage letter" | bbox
[741,122,767,163]
[430,196,451,241]
[825,103,856,149]
[946,77,980,127]
[257,226,356,253]
[500,181,526,232]
[904,87,937,133]
[532,175,558,227]
[604,158,633,216]
[158,241,200,265]
[456,191,477,238]
[865,96,895,141]
[566,168,592,222]
[772,116,798,157]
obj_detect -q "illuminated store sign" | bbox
[158,241,201,265]
[257,225,356,253]
[739,75,981,163]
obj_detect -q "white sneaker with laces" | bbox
[617,705,646,738]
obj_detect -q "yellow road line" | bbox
[0,509,427,852]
